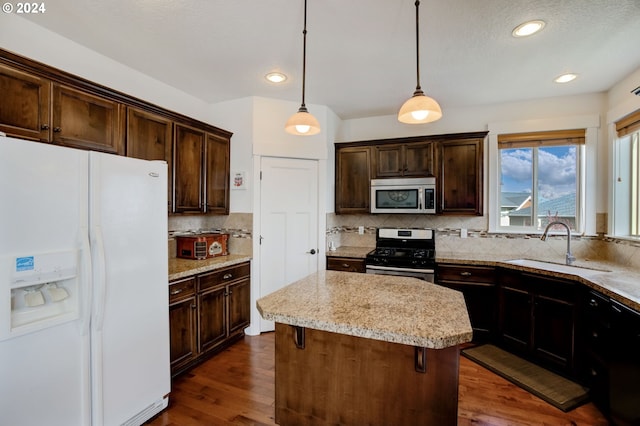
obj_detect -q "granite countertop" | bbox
[256,270,473,349]
[437,253,640,312]
[169,254,252,281]
[327,246,640,312]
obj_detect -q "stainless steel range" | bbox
[365,228,435,282]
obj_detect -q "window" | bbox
[612,109,640,238]
[497,130,584,232]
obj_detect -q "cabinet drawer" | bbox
[437,264,496,284]
[524,273,576,302]
[169,277,196,303]
[327,257,366,273]
[199,262,251,291]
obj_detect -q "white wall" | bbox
[211,96,337,213]
[251,97,329,160]
[607,67,640,124]
[337,94,605,142]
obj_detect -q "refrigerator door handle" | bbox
[92,226,107,332]
[80,228,92,336]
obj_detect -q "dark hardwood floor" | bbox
[146,332,609,426]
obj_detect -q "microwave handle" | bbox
[418,187,423,210]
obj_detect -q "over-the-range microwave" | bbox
[370,177,436,214]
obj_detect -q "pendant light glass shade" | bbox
[285,0,321,136]
[398,89,442,124]
[398,0,442,125]
[285,106,321,135]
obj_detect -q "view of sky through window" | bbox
[501,146,576,198]
[500,145,577,229]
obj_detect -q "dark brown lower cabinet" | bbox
[498,272,531,353]
[168,277,197,375]
[198,283,227,353]
[583,289,640,425]
[326,256,366,273]
[169,261,251,377]
[436,264,497,342]
[498,269,579,376]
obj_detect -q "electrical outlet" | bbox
[460,228,468,238]
[358,226,364,235]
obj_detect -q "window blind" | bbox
[615,109,640,137]
[498,129,585,149]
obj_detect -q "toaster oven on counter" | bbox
[176,233,229,260]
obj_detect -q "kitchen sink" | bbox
[504,258,612,273]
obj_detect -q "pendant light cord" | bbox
[300,0,308,110]
[414,0,423,95]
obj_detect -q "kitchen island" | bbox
[256,270,472,426]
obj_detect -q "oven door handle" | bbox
[366,264,435,274]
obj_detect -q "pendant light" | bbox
[285,0,321,136]
[398,0,442,124]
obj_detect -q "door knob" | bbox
[307,249,316,255]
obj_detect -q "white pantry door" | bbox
[259,157,319,332]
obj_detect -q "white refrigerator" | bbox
[0,135,171,426]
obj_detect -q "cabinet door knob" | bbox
[53,127,62,133]
[223,273,233,280]
[342,263,350,268]
[41,124,50,130]
[460,272,472,277]
[170,288,183,295]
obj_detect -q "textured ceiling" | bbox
[19,0,640,119]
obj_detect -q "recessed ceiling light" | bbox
[512,20,546,37]
[265,72,287,84]
[554,73,578,83]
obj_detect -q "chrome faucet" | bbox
[541,221,575,265]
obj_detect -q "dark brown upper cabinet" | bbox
[204,132,230,215]
[126,107,173,210]
[1,62,125,154]
[335,132,487,215]
[1,49,233,215]
[373,141,434,178]
[335,145,372,214]
[173,124,205,213]
[52,84,125,154]
[438,137,484,215]
[0,63,51,141]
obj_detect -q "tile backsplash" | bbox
[168,213,253,256]
[327,213,640,270]
[166,212,640,270]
